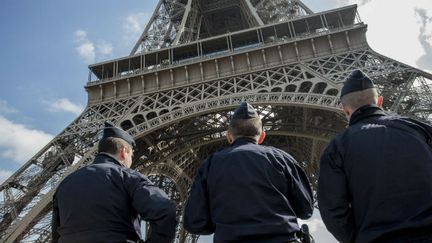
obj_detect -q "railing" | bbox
[87,23,365,86]
[87,5,362,84]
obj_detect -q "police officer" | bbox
[318,70,432,243]
[183,102,314,242]
[52,122,177,243]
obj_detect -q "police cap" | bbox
[232,102,259,120]
[101,122,136,149]
[341,70,375,98]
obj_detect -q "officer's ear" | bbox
[377,96,383,108]
[341,104,352,120]
[226,131,234,144]
[119,146,128,160]
[257,131,266,145]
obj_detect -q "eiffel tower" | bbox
[1,0,432,242]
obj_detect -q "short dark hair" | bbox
[229,117,262,139]
[98,137,131,155]
[341,88,378,111]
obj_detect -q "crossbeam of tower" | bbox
[1,1,432,242]
[130,0,314,55]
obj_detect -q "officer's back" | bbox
[207,138,312,241]
[333,112,432,241]
[55,156,141,242]
[318,70,432,242]
[184,102,313,243]
[52,123,177,243]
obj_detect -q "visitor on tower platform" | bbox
[51,122,177,243]
[318,70,432,243]
[183,102,314,242]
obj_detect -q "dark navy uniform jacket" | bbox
[318,105,432,243]
[183,137,313,242]
[52,153,177,243]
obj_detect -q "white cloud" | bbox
[48,98,84,116]
[76,41,96,63]
[125,13,147,36]
[123,12,150,46]
[345,0,432,73]
[74,29,113,63]
[328,1,432,72]
[335,0,371,6]
[74,29,95,63]
[74,29,87,43]
[415,8,432,72]
[97,41,113,56]
[0,100,17,115]
[0,169,13,184]
[0,116,53,164]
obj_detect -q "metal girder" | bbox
[1,92,343,242]
[173,0,201,45]
[249,0,312,24]
[131,0,313,54]
[131,0,185,54]
[131,0,164,54]
[302,49,432,120]
[173,0,194,45]
[201,0,239,13]
[2,149,96,242]
[243,0,264,26]
[390,72,417,112]
[297,0,314,15]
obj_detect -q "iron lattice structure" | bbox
[1,0,432,242]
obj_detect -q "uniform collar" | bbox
[349,104,386,126]
[95,152,125,167]
[231,137,258,146]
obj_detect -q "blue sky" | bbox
[0,0,159,173]
[0,0,431,242]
